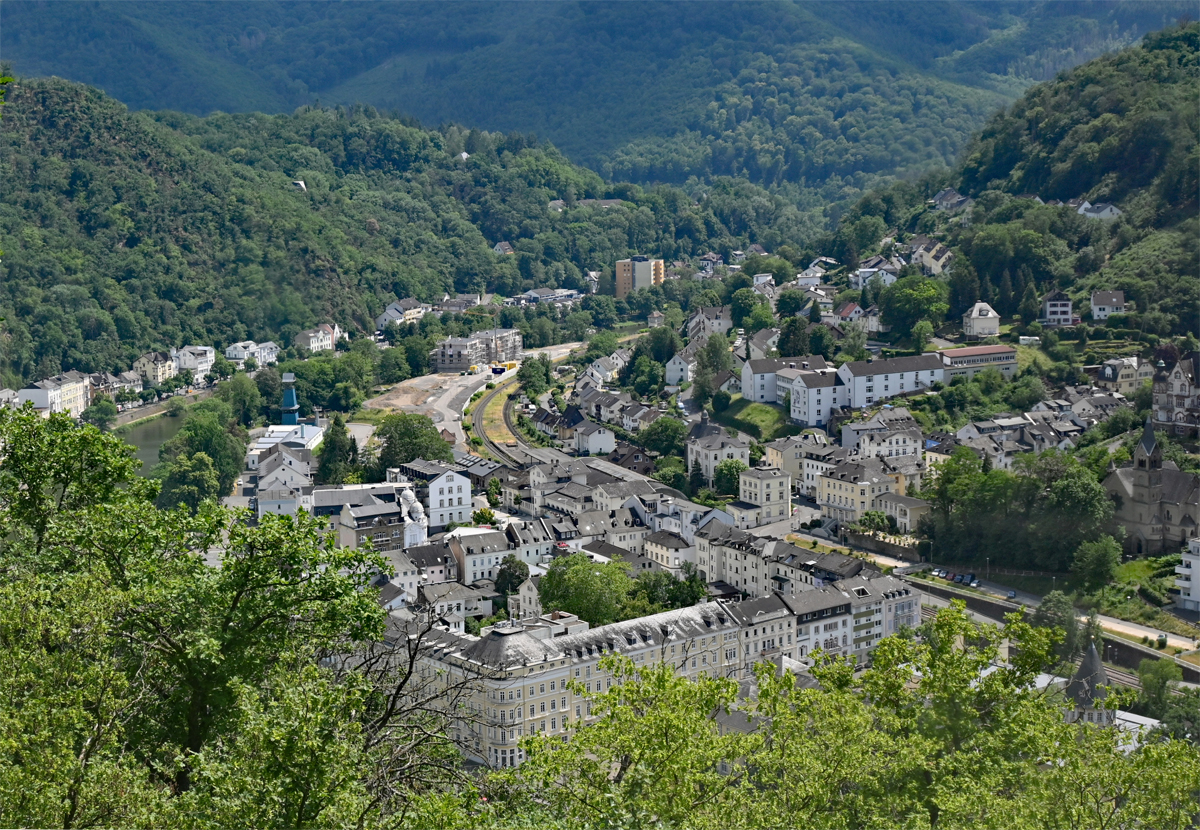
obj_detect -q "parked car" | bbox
[946,572,956,581]
[970,580,980,588]
[965,573,976,583]
[932,568,943,578]
[1006,590,1017,600]
[954,575,964,584]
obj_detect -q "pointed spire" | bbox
[1138,416,1157,458]
[1067,639,1109,707]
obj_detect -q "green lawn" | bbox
[712,396,801,441]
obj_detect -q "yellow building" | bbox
[615,256,664,299]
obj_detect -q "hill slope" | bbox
[0,78,810,385]
[2,1,1188,188]
[829,23,1199,335]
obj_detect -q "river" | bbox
[120,415,186,476]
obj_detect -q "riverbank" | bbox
[112,387,216,430]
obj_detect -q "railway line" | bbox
[470,379,523,466]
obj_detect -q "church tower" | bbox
[1132,417,1164,509]
[1064,640,1115,726]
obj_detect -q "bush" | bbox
[712,390,731,413]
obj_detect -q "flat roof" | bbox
[939,345,1017,358]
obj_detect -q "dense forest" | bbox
[825,23,1199,336]
[2,1,1188,189]
[0,77,814,386]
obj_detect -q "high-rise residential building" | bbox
[615,256,664,299]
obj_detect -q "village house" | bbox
[1090,290,1126,321]
[1040,290,1075,327]
[961,301,1000,339]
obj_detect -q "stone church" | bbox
[1103,420,1200,555]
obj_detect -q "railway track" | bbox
[470,379,522,466]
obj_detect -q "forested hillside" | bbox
[3,1,1187,189]
[0,78,811,385]
[826,23,1199,336]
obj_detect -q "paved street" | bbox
[951,576,1200,652]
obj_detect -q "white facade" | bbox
[172,346,216,377]
[686,435,751,485]
[962,302,1000,339]
[835,355,944,410]
[574,423,616,456]
[428,470,472,529]
[1091,291,1126,321]
[295,327,335,353]
[1177,538,1199,612]
[665,353,696,385]
[790,369,848,427]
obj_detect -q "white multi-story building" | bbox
[789,368,849,427]
[835,355,944,409]
[225,340,279,366]
[741,357,826,405]
[686,433,751,486]
[172,345,215,378]
[294,326,335,353]
[1177,538,1199,612]
[726,466,792,529]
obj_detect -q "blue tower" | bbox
[281,372,299,425]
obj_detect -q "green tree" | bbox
[712,389,731,412]
[160,406,245,496]
[808,324,834,359]
[775,289,809,319]
[1137,657,1183,720]
[538,553,633,626]
[495,554,530,595]
[472,507,496,525]
[629,355,664,397]
[837,319,868,361]
[744,303,776,334]
[318,413,356,485]
[911,319,935,352]
[157,451,221,514]
[777,316,810,357]
[80,395,118,431]
[374,413,452,474]
[730,288,765,328]
[878,275,949,332]
[486,476,503,508]
[1018,283,1041,323]
[858,510,890,534]
[218,373,262,428]
[518,354,552,398]
[209,355,235,382]
[1031,590,1079,660]
[1071,535,1121,593]
[714,458,747,494]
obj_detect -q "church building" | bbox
[1103,420,1200,555]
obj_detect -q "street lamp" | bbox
[986,557,990,579]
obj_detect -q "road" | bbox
[363,342,582,452]
[932,575,1200,652]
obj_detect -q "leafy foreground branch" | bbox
[0,407,1196,829]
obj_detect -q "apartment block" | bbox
[615,256,664,299]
